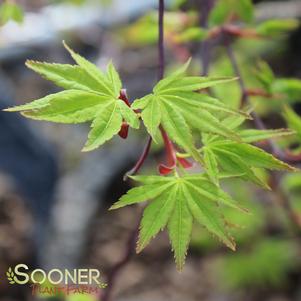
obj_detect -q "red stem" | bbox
[124,0,166,179]
[124,136,152,180]
[160,126,176,166]
[104,3,167,301]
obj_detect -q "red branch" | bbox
[124,136,152,180]
[103,2,167,301]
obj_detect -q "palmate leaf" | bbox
[238,128,294,143]
[202,139,296,189]
[110,174,247,270]
[220,113,294,143]
[5,42,139,151]
[132,61,248,162]
[200,113,296,187]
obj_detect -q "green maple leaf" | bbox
[5,42,139,151]
[220,113,294,143]
[132,60,248,162]
[201,114,296,188]
[110,174,248,270]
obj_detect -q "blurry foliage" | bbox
[214,238,300,290]
[272,79,301,102]
[283,106,301,142]
[0,0,114,27]
[256,19,300,37]
[252,53,301,103]
[117,11,206,47]
[209,0,254,26]
[0,1,24,25]
[282,172,301,215]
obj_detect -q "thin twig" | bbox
[158,0,165,80]
[124,0,166,179]
[199,0,214,76]
[123,136,152,180]
[102,3,167,300]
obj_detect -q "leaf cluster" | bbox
[6,43,296,269]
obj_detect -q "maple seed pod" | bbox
[118,122,129,139]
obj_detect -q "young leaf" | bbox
[82,101,122,151]
[183,184,235,251]
[174,27,208,43]
[217,142,295,171]
[111,174,244,269]
[106,61,122,95]
[283,106,301,141]
[63,42,115,97]
[159,102,202,162]
[25,61,104,94]
[133,62,243,161]
[141,97,162,143]
[201,138,296,188]
[5,43,139,151]
[254,61,275,93]
[256,19,299,37]
[203,147,219,185]
[8,90,109,123]
[137,187,177,253]
[168,186,193,270]
[213,148,268,188]
[110,181,174,210]
[239,128,294,143]
[271,78,301,100]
